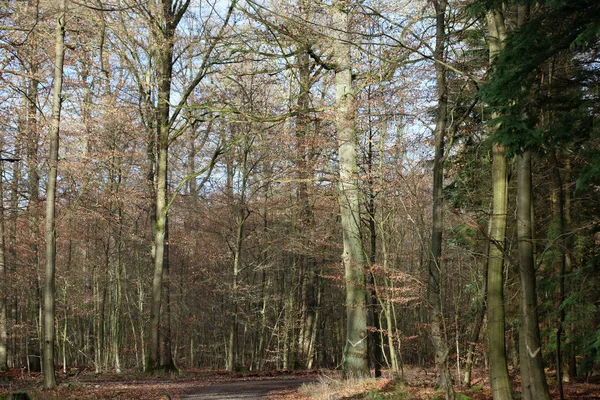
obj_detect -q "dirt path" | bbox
[180,377,314,399]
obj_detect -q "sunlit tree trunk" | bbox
[487,128,513,400]
[333,0,369,379]
[486,8,513,400]
[43,0,67,389]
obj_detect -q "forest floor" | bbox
[0,367,599,399]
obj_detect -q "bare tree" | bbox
[43,0,67,389]
[333,0,369,379]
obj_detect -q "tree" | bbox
[144,0,235,372]
[145,0,182,373]
[485,6,513,400]
[43,0,67,389]
[482,1,600,396]
[506,6,552,400]
[428,0,455,398]
[0,152,7,372]
[516,150,551,400]
[333,0,369,379]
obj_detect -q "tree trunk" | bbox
[26,23,41,377]
[43,0,66,388]
[295,37,317,369]
[517,152,551,400]
[365,80,383,379]
[550,150,566,400]
[485,8,513,400]
[463,216,490,387]
[367,141,383,378]
[147,0,176,372]
[0,151,7,371]
[160,220,176,372]
[227,217,243,371]
[429,1,454,398]
[9,116,21,369]
[487,144,513,400]
[333,0,369,379]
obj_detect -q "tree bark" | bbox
[550,150,566,400]
[485,8,513,400]
[429,1,454,398]
[0,151,8,371]
[332,0,369,379]
[366,108,383,378]
[487,143,512,400]
[147,0,177,373]
[295,36,317,369]
[9,111,21,370]
[463,217,490,387]
[26,15,41,375]
[160,219,176,372]
[516,152,551,400]
[43,0,67,389]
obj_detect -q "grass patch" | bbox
[299,376,381,399]
[299,375,411,400]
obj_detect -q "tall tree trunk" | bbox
[332,0,369,379]
[562,160,576,381]
[366,109,382,378]
[226,145,249,371]
[486,8,513,400]
[26,27,41,376]
[43,0,66,388]
[9,111,21,369]
[429,1,454,398]
[516,152,551,400]
[550,150,566,400]
[0,150,8,371]
[487,140,512,400]
[295,37,317,369]
[147,0,176,372]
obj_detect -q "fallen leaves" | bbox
[1,367,599,400]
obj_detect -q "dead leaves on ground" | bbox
[1,368,599,400]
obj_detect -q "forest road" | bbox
[180,377,315,399]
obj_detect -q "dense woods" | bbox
[0,0,598,399]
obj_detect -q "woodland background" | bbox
[0,0,598,399]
